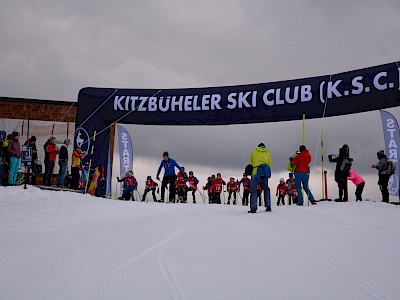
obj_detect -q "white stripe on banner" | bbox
[117,125,134,177]
[380,110,400,196]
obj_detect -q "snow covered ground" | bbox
[1,186,400,300]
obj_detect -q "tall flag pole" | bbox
[379,110,400,199]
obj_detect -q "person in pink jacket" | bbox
[347,169,365,201]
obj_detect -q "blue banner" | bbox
[380,110,400,196]
[117,125,133,177]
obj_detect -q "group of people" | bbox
[0,131,395,206]
[0,133,92,190]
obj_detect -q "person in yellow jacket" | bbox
[71,145,87,189]
[248,143,272,213]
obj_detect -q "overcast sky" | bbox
[1,0,400,200]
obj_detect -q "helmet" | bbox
[127,171,133,176]
[243,173,247,177]
[211,174,216,179]
[217,173,221,177]
[289,173,294,177]
[230,177,234,180]
[147,176,151,180]
[280,178,285,182]
[189,171,194,176]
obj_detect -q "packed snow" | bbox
[1,186,400,300]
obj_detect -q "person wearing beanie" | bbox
[142,176,158,202]
[156,151,184,203]
[248,142,272,213]
[276,178,288,206]
[328,144,353,202]
[286,173,297,205]
[227,177,239,205]
[371,150,390,203]
[7,131,21,185]
[238,173,251,206]
[289,145,316,205]
[187,171,200,204]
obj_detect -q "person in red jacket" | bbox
[44,136,59,186]
[289,145,316,205]
[142,176,158,202]
[175,166,188,203]
[187,171,200,204]
[276,178,288,206]
[239,173,251,206]
[212,173,226,204]
[117,171,138,200]
[227,177,239,205]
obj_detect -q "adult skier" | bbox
[156,151,184,203]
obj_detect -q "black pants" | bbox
[242,190,250,205]
[355,181,365,201]
[378,175,389,202]
[214,193,221,204]
[188,188,196,203]
[44,161,55,186]
[142,188,157,202]
[277,195,285,206]
[227,191,236,204]
[71,167,81,190]
[337,179,348,201]
[161,175,177,202]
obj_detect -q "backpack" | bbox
[244,164,253,176]
[339,157,352,175]
[383,159,396,176]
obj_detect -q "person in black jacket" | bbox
[371,150,390,203]
[57,139,70,187]
[24,136,38,185]
[328,144,353,202]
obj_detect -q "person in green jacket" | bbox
[248,143,272,213]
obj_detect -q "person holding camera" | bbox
[328,144,352,202]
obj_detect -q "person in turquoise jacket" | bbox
[248,143,272,213]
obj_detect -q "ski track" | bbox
[158,252,184,300]
[266,211,390,300]
[117,220,195,271]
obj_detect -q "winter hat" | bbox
[162,151,169,157]
[217,173,221,177]
[377,150,385,159]
[147,176,152,180]
[243,173,247,177]
[211,174,216,179]
[280,178,285,182]
[299,145,306,152]
[30,136,36,142]
[258,143,266,148]
[11,131,19,137]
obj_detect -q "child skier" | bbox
[117,171,138,201]
[187,171,200,204]
[286,173,296,205]
[176,167,188,203]
[347,168,365,201]
[203,176,214,204]
[239,173,251,206]
[227,177,239,205]
[212,173,226,204]
[142,176,158,202]
[276,178,288,206]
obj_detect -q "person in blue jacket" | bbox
[156,151,184,203]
